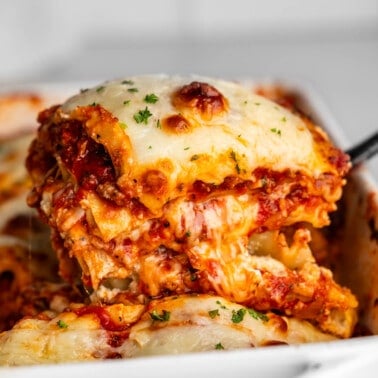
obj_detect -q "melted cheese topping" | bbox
[0,295,336,366]
[62,75,328,180]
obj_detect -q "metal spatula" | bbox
[346,131,378,166]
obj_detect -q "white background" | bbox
[0,0,377,177]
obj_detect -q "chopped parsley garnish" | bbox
[90,102,98,106]
[190,272,197,281]
[261,176,268,188]
[96,86,105,93]
[148,145,152,149]
[281,116,287,122]
[149,309,170,322]
[184,146,190,150]
[156,119,162,128]
[230,150,241,174]
[208,309,220,319]
[270,128,282,136]
[119,122,127,130]
[254,102,261,106]
[80,88,89,93]
[134,107,152,124]
[230,150,237,161]
[121,79,134,85]
[144,93,159,104]
[123,100,131,105]
[185,231,191,237]
[247,309,269,322]
[216,300,227,310]
[215,342,224,350]
[231,308,246,323]
[127,87,139,93]
[190,154,200,161]
[57,319,68,329]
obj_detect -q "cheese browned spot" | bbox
[173,81,228,120]
[162,114,192,134]
[141,170,168,196]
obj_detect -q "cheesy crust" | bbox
[0,294,336,366]
[59,76,348,214]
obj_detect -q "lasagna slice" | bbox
[0,294,336,365]
[22,75,357,350]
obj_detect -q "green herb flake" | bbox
[148,145,152,150]
[215,342,224,350]
[184,147,190,150]
[128,87,139,93]
[156,119,162,128]
[247,309,269,322]
[119,122,127,130]
[57,319,68,329]
[185,231,191,237]
[216,300,227,310]
[96,86,105,93]
[144,93,159,104]
[149,309,170,322]
[89,102,98,106]
[134,107,153,124]
[230,150,241,174]
[190,272,197,281]
[270,128,282,136]
[254,102,261,106]
[80,88,89,93]
[123,100,131,106]
[261,176,268,188]
[231,308,246,323]
[244,100,248,105]
[190,154,200,161]
[281,116,287,123]
[121,79,134,85]
[230,150,237,162]
[208,309,220,319]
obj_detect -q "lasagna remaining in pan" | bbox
[0,75,363,365]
